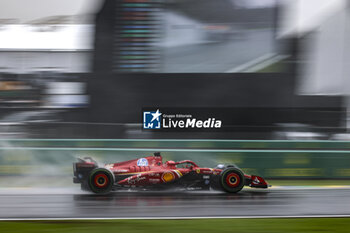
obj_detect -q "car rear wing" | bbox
[73,157,98,184]
[77,157,98,164]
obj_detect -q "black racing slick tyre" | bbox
[88,168,114,194]
[220,167,245,193]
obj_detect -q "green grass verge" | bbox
[1,218,350,233]
[258,59,286,73]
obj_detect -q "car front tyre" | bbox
[220,168,245,193]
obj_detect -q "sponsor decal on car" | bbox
[161,172,175,182]
[137,158,149,166]
[127,174,147,184]
[149,172,160,177]
[149,178,161,183]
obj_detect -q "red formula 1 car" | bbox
[73,152,269,194]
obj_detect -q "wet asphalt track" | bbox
[1,188,350,219]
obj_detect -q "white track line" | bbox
[1,215,350,221]
[244,55,289,72]
[225,53,276,73]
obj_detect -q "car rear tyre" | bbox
[220,168,245,193]
[88,168,114,194]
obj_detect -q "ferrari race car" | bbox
[73,152,269,194]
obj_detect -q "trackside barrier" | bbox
[0,139,349,179]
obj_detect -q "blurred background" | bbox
[0,0,348,140]
[1,0,350,185]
